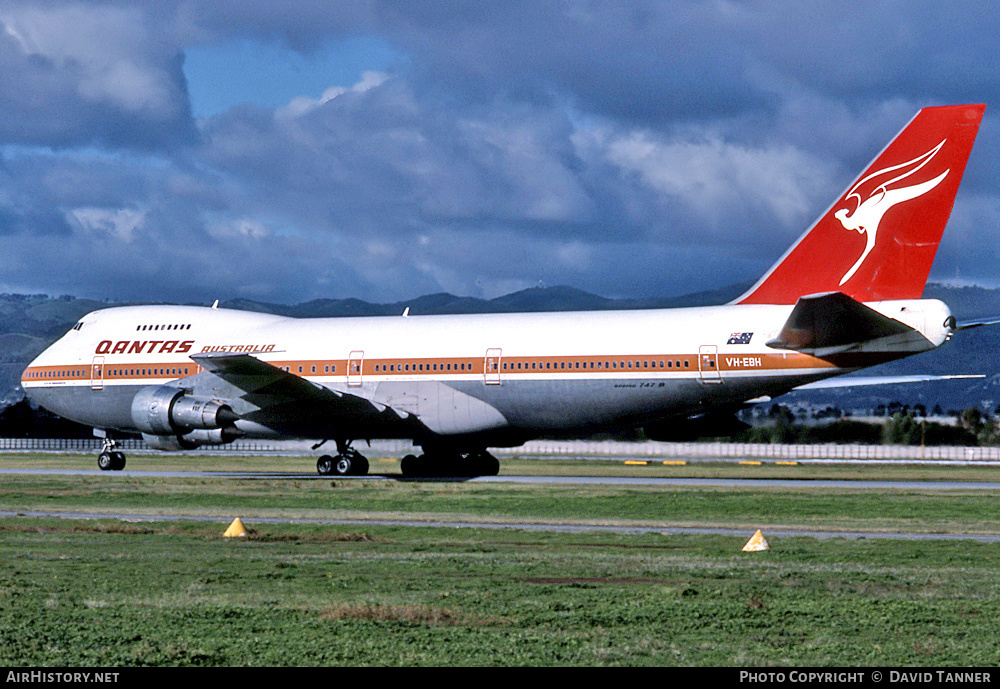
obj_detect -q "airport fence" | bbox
[500,439,1000,462]
[3,436,1000,461]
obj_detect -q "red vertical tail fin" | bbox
[736,104,985,305]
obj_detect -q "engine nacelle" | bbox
[131,386,238,435]
[171,396,239,430]
[141,432,198,452]
[183,427,245,445]
[141,427,244,452]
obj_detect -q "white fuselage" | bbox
[21,298,953,449]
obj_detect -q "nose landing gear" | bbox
[97,438,126,471]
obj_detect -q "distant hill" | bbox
[4,282,1000,414]
[922,284,1000,321]
[218,283,752,318]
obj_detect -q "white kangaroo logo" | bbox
[835,140,949,285]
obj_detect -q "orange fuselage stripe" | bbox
[21,350,835,384]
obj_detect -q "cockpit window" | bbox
[72,321,83,331]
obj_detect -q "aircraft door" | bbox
[347,351,364,387]
[91,356,105,391]
[698,345,721,383]
[484,348,502,385]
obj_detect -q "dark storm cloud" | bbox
[187,1,773,121]
[0,1,197,150]
[189,2,1000,124]
[198,75,599,236]
[0,0,999,303]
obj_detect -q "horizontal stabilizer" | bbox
[766,292,915,353]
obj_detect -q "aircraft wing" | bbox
[190,352,407,436]
[955,316,1000,330]
[793,374,984,390]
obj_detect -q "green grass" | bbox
[3,522,1000,666]
[2,465,999,534]
[2,453,1000,666]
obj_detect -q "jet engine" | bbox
[130,385,239,436]
[141,427,245,451]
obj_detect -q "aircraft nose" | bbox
[21,373,38,413]
[21,338,63,405]
[22,349,46,399]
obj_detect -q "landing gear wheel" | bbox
[471,451,500,477]
[332,450,369,477]
[400,451,460,477]
[354,455,369,476]
[319,446,370,477]
[334,454,353,476]
[400,454,426,477]
[401,450,499,478]
[317,455,334,475]
[97,437,125,471]
[98,450,126,471]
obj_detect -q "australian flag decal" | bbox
[727,332,753,345]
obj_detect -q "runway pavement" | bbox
[3,466,1000,491]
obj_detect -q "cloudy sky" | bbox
[0,1,998,305]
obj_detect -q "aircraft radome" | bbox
[21,104,991,477]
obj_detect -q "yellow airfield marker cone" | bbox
[223,518,249,538]
[742,530,770,552]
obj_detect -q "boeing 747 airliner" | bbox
[21,104,988,476]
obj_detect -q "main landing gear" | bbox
[316,441,370,477]
[97,438,126,471]
[313,441,501,478]
[400,449,499,478]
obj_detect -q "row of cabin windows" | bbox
[373,362,472,372]
[136,324,192,331]
[283,359,688,374]
[283,365,339,373]
[29,367,191,378]
[26,370,83,378]
[283,363,473,373]
[108,367,190,377]
[503,359,688,371]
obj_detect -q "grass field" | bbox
[2,453,1000,666]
